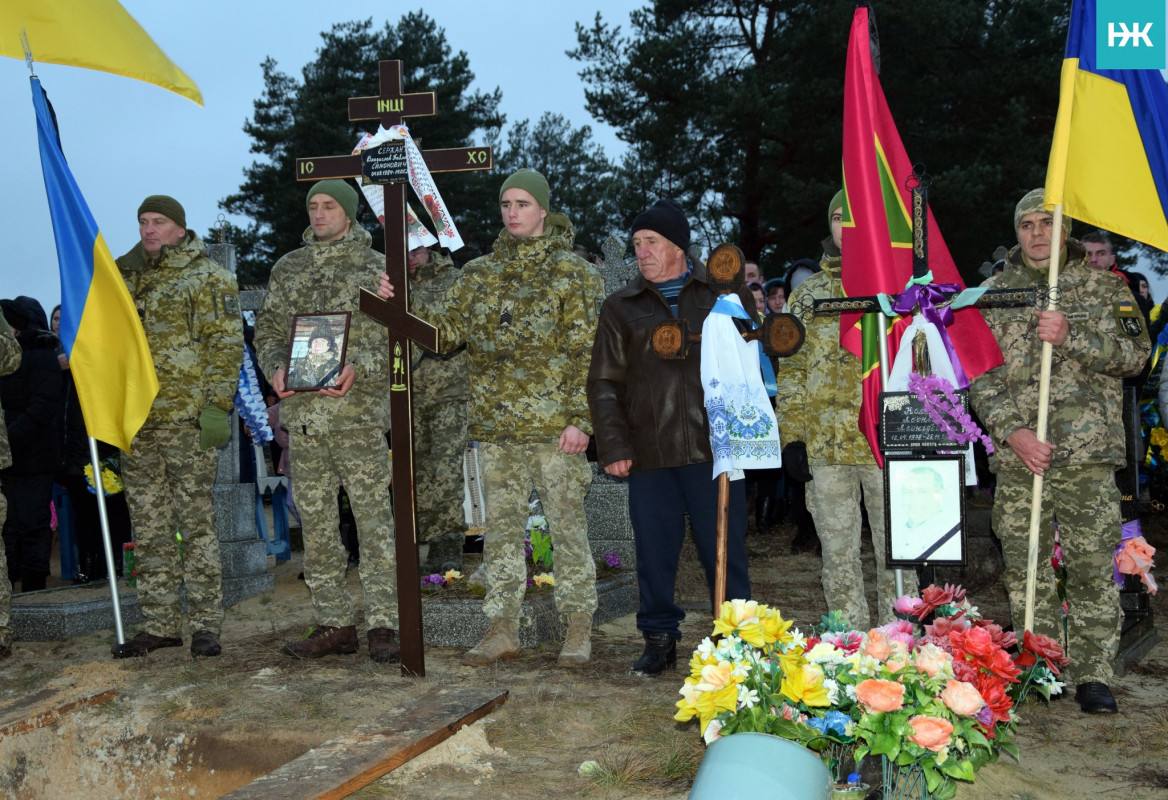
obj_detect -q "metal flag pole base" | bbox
[89,436,126,644]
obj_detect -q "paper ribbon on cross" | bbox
[351,125,464,251]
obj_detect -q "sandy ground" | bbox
[0,504,1165,800]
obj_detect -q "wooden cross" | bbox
[295,60,493,676]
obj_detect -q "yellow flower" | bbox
[1153,427,1168,448]
[779,659,830,707]
[713,599,792,647]
[532,573,555,587]
[443,569,463,583]
[675,680,739,733]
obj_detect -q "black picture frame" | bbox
[884,453,966,566]
[285,312,351,392]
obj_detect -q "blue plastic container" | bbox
[688,732,832,800]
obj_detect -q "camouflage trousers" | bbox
[479,442,596,621]
[0,491,9,649]
[993,464,1121,684]
[413,393,468,543]
[807,464,916,628]
[122,428,223,637]
[291,427,398,629]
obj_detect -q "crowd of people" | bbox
[0,174,1153,718]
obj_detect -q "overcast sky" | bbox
[0,0,637,314]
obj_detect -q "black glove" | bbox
[782,441,812,483]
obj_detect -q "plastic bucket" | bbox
[688,732,832,800]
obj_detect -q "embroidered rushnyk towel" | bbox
[701,293,782,480]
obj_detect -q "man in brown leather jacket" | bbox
[587,199,752,676]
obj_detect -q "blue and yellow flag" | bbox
[1046,0,1168,250]
[31,77,157,452]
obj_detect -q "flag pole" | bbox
[1022,206,1064,633]
[88,436,126,644]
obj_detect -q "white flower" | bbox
[703,718,724,744]
[737,685,760,708]
[730,661,752,680]
[823,678,841,705]
[696,637,716,658]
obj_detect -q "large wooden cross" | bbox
[295,60,493,676]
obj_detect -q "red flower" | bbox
[988,648,1021,683]
[1018,631,1069,675]
[924,615,969,640]
[951,626,998,668]
[973,621,1017,651]
[917,584,967,618]
[953,659,978,684]
[976,673,1013,727]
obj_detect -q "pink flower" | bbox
[940,680,986,717]
[893,595,925,616]
[907,716,954,752]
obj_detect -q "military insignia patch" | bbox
[1064,311,1089,322]
[223,294,240,316]
[498,299,514,328]
[1115,300,1144,336]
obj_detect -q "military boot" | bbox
[557,613,593,667]
[461,618,521,666]
[629,632,678,676]
[282,625,358,659]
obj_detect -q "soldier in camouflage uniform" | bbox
[408,245,469,574]
[0,317,22,658]
[256,180,401,663]
[113,195,243,659]
[381,168,604,667]
[775,191,917,629]
[971,188,1149,714]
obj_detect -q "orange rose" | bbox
[862,630,893,662]
[940,679,985,717]
[855,679,905,713]
[908,715,953,752]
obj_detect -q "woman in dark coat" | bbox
[0,297,63,591]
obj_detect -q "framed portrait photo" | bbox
[884,454,966,566]
[285,312,351,392]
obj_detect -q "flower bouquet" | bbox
[675,586,1067,800]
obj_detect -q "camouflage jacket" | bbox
[416,213,604,443]
[255,225,391,434]
[971,240,1150,471]
[409,249,468,404]
[774,250,877,466]
[116,233,243,429]
[0,317,22,469]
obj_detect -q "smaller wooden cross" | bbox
[295,60,493,676]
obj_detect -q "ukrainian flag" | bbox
[1046,0,1168,250]
[1,0,202,105]
[31,77,158,453]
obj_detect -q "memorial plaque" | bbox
[360,142,409,185]
[879,390,970,452]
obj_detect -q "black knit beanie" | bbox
[630,199,690,251]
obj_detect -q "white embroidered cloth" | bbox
[701,294,782,480]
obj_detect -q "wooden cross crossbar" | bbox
[295,59,493,677]
[804,287,1038,318]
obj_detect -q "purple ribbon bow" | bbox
[891,282,969,388]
